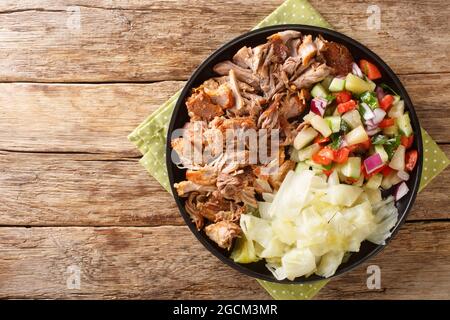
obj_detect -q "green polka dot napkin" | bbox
[128,0,449,300]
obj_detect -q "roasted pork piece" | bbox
[172,31,354,249]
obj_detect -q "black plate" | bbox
[166,25,423,283]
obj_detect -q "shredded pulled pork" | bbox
[171,30,354,250]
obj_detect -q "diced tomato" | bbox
[378,118,395,128]
[337,100,357,114]
[379,94,395,111]
[401,135,414,149]
[359,59,382,80]
[361,164,369,179]
[405,149,418,171]
[322,169,334,177]
[373,165,387,176]
[335,91,352,104]
[312,147,335,166]
[350,138,371,153]
[333,147,350,164]
[312,154,332,166]
[314,135,330,144]
[359,138,372,150]
[381,166,393,177]
[319,147,335,159]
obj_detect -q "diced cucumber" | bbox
[388,100,404,118]
[354,189,369,205]
[310,114,332,138]
[364,187,382,204]
[374,145,389,163]
[342,110,363,129]
[345,125,369,146]
[382,123,399,136]
[380,175,393,190]
[345,73,373,94]
[290,147,300,162]
[381,170,402,190]
[321,76,334,90]
[303,111,315,123]
[305,159,326,170]
[340,119,351,133]
[339,157,361,179]
[328,77,346,92]
[327,170,340,186]
[293,127,318,150]
[393,95,401,105]
[365,78,377,92]
[311,83,329,98]
[324,116,341,133]
[390,172,402,186]
[365,173,383,189]
[389,145,405,171]
[396,112,413,137]
[332,105,341,116]
[296,143,321,162]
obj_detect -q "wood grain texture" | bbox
[0,73,449,158]
[0,82,184,155]
[0,148,448,226]
[0,222,447,299]
[0,0,448,82]
[0,152,181,227]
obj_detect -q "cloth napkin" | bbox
[128,0,449,300]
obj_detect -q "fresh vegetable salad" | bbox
[291,59,417,201]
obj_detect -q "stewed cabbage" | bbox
[232,168,398,280]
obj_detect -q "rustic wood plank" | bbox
[0,225,269,299]
[0,82,184,155]
[0,147,448,226]
[400,73,450,143]
[0,151,182,226]
[0,73,449,157]
[0,222,447,299]
[0,0,447,82]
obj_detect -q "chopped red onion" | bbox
[365,119,379,130]
[352,62,364,78]
[372,108,387,125]
[376,86,386,101]
[360,102,375,120]
[364,153,384,174]
[397,170,410,181]
[365,119,375,127]
[395,182,409,201]
[310,97,327,116]
[341,139,348,147]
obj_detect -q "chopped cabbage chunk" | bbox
[230,234,259,264]
[233,168,399,280]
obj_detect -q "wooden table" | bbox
[0,0,448,299]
